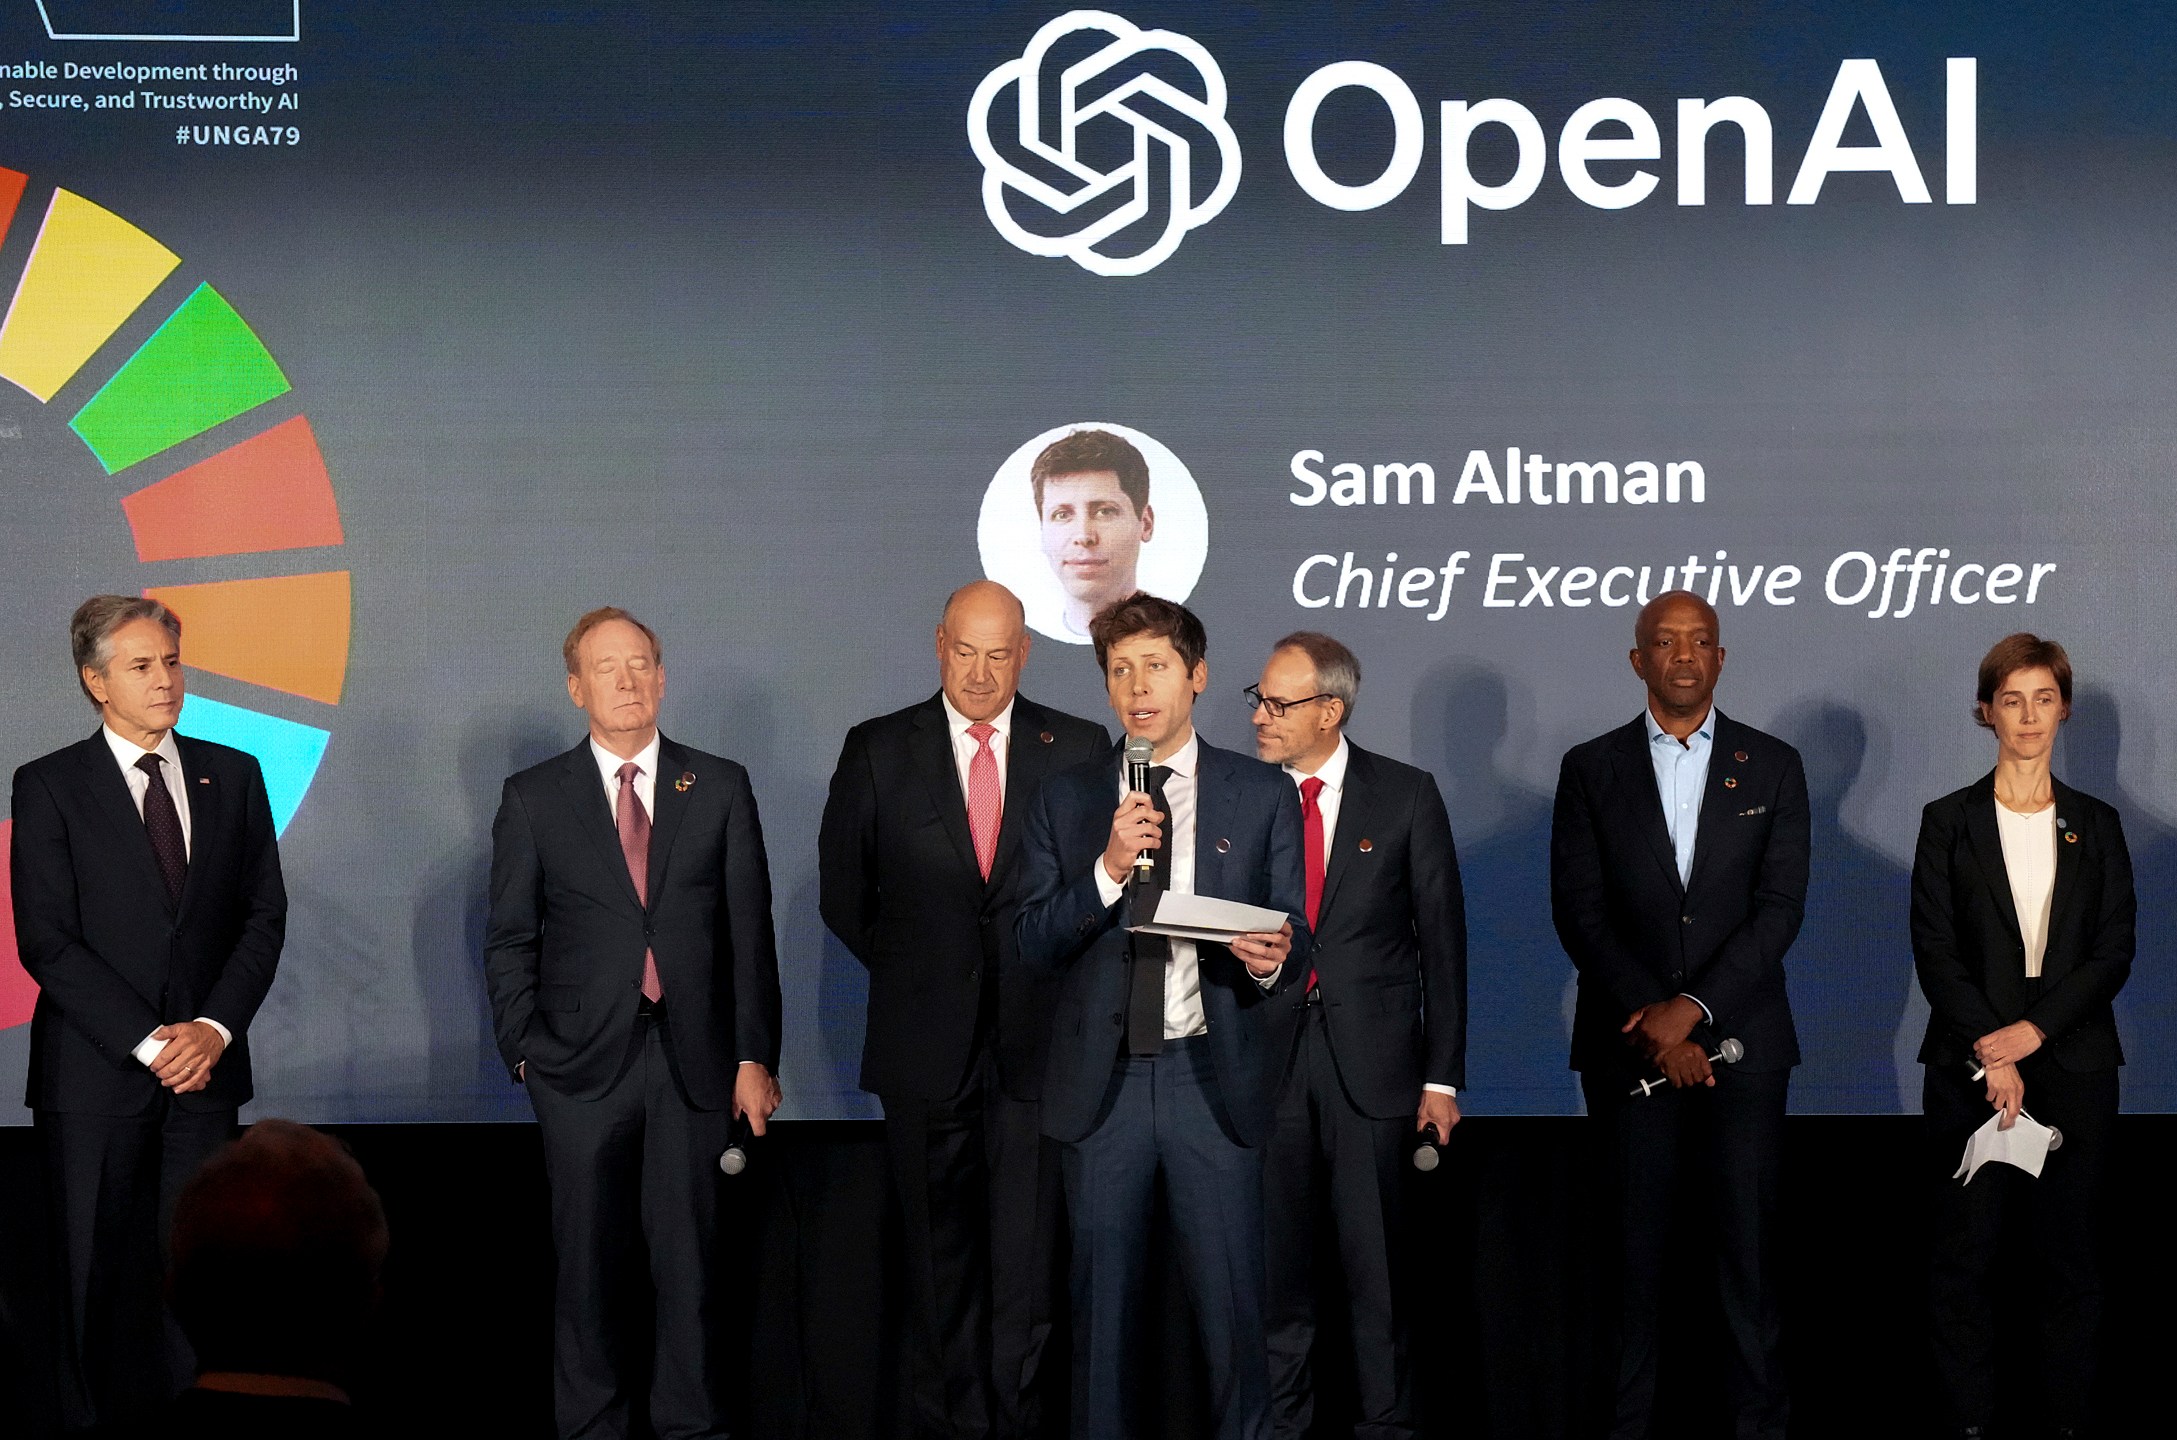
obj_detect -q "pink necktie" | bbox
[966,723,1001,880]
[616,762,663,1002]
[1301,775,1325,992]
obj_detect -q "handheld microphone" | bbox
[718,1114,755,1176]
[1124,737,1155,881]
[1412,1121,1448,1172]
[1963,1060,2063,1149]
[1630,1037,1743,1097]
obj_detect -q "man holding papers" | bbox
[1015,591,1309,1440]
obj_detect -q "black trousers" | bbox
[1924,1057,2117,1432]
[1263,1002,1415,1440]
[37,1097,234,1433]
[881,1046,1063,1440]
[1581,1066,1789,1440]
[527,1009,733,1440]
[1064,1036,1270,1440]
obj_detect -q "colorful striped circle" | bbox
[0,169,347,1030]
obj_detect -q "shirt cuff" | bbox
[1093,863,1125,909]
[1679,992,1714,1026]
[1423,1083,1458,1097]
[1251,961,1282,992]
[198,1017,232,1048]
[132,1030,167,1067]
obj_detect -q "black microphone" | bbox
[718,1113,755,1176]
[1412,1120,1449,1172]
[1962,1060,2063,1149]
[1124,737,1155,882]
[1629,1037,1744,1097]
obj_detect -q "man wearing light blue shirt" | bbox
[1551,590,1809,1440]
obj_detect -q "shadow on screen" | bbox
[1409,661,1581,1114]
[411,704,564,1119]
[2062,686,2177,1112]
[1772,700,1913,1113]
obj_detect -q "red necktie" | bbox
[966,722,1001,880]
[1300,775,1325,992]
[616,762,662,1002]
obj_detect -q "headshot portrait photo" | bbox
[976,422,1210,644]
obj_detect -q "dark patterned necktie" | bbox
[136,753,186,906]
[1125,766,1174,1057]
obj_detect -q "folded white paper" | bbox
[1126,890,1288,943]
[1953,1109,2057,1185]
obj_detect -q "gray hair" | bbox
[71,595,181,705]
[1272,631,1360,725]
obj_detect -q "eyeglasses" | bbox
[1243,685,1337,719]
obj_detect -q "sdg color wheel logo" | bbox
[0,167,349,1030]
[969,9,1241,277]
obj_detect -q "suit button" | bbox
[979,915,992,927]
[1110,1012,1123,1027]
[1671,971,1685,984]
[1681,915,1693,926]
[644,922,656,937]
[967,969,980,983]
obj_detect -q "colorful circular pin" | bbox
[2065,831,2079,844]
[1358,838,1374,852]
[675,771,696,792]
[1040,730,1055,744]
[1734,750,1749,763]
[1723,777,1738,789]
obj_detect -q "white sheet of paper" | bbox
[1126,891,1287,943]
[1953,1109,2056,1184]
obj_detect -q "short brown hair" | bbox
[1974,633,2072,728]
[1273,631,1361,724]
[71,595,181,706]
[563,606,661,675]
[1089,592,1206,674]
[1031,429,1149,516]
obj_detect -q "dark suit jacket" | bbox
[1910,773,2133,1073]
[484,736,782,1109]
[819,692,1108,1101]
[1264,741,1467,1115]
[12,732,286,1116]
[1015,736,1311,1146]
[1551,712,1808,1075]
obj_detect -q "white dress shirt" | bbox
[939,693,1013,805]
[591,732,662,817]
[1996,801,2058,979]
[1094,732,1207,1037]
[108,727,232,1065]
[1644,705,1719,1027]
[1284,736,1455,1098]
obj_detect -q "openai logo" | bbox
[968,10,1240,278]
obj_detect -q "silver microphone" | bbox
[1124,737,1155,881]
[1412,1122,1447,1172]
[718,1115,754,1175]
[1630,1037,1744,1096]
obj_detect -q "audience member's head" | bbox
[169,1120,389,1387]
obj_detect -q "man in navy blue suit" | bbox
[1016,592,1309,1440]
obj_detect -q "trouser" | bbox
[1063,1036,1271,1440]
[1263,1001,1416,1440]
[1924,1057,2117,1432]
[38,1097,234,1433]
[1582,1066,1789,1440]
[528,1008,733,1440]
[882,1044,1064,1439]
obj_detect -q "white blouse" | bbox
[1995,802,2058,978]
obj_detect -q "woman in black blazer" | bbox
[1910,633,2135,1440]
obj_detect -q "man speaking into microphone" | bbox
[1550,590,1807,1440]
[1016,592,1308,1440]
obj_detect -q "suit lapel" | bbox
[1315,743,1372,923]
[1192,741,1227,901]
[75,734,174,909]
[557,743,643,910]
[1682,714,1736,897]
[993,699,1056,878]
[1611,718,1683,895]
[909,699,981,879]
[1960,774,2024,945]
[2042,778,2085,964]
[172,737,221,919]
[645,738,693,908]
